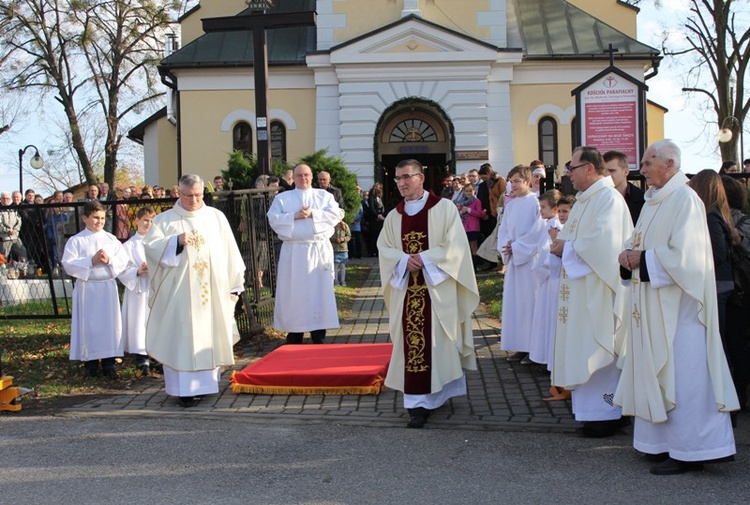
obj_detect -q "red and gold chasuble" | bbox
[396,192,441,394]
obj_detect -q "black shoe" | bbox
[137,364,151,377]
[650,458,704,475]
[102,369,119,380]
[643,452,670,463]
[406,407,431,428]
[179,396,198,408]
[83,368,101,379]
[577,419,625,438]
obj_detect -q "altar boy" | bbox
[62,200,129,379]
[119,207,155,376]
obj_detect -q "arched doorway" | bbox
[376,102,453,208]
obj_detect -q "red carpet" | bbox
[231,343,393,395]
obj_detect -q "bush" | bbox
[222,151,292,190]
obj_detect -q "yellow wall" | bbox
[568,0,637,38]
[646,101,666,145]
[156,116,179,187]
[333,0,490,44]
[181,1,249,46]
[510,83,576,167]
[178,88,317,180]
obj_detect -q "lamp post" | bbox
[18,145,44,195]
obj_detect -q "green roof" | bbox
[161,0,316,69]
[160,0,658,69]
[514,0,659,59]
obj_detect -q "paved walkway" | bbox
[63,261,576,432]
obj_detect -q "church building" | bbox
[128,0,664,197]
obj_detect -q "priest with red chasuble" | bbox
[378,159,479,428]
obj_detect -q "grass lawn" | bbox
[477,270,503,319]
[0,262,373,403]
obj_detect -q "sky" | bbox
[1,0,746,194]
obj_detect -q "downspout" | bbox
[159,67,182,179]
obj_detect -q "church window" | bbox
[389,119,437,142]
[271,121,287,162]
[233,121,253,156]
[538,116,558,167]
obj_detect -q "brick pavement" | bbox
[63,260,576,432]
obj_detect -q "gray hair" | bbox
[179,174,204,189]
[650,139,681,170]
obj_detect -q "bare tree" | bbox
[0,0,178,187]
[659,0,749,162]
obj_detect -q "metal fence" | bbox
[0,191,279,338]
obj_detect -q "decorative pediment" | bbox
[330,15,507,65]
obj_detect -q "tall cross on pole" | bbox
[202,1,317,175]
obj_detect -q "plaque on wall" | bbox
[455,150,489,161]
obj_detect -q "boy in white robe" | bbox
[529,190,562,366]
[497,165,545,362]
[62,200,129,379]
[118,207,155,376]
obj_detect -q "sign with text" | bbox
[574,68,647,170]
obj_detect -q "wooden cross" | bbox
[604,43,619,67]
[202,2,317,175]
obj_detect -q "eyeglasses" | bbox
[393,173,422,183]
[565,161,589,172]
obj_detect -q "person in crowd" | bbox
[267,164,344,344]
[497,165,545,364]
[331,217,351,286]
[363,183,386,257]
[377,159,478,429]
[213,176,224,191]
[721,175,750,411]
[457,183,483,256]
[62,200,130,379]
[615,139,738,475]
[720,160,739,174]
[550,146,632,438]
[603,150,645,224]
[317,170,344,209]
[1,191,23,260]
[144,174,245,407]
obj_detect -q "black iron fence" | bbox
[0,191,279,338]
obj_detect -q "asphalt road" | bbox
[3,413,749,504]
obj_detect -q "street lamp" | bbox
[18,145,44,195]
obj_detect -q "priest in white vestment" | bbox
[378,159,479,429]
[267,163,344,344]
[144,175,246,408]
[551,146,633,437]
[615,140,738,475]
[497,166,545,362]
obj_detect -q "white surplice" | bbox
[62,229,130,361]
[497,193,545,352]
[144,203,245,397]
[613,172,738,460]
[118,233,149,355]
[267,188,344,332]
[529,216,561,365]
[551,176,632,422]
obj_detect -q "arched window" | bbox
[538,116,558,167]
[233,121,253,156]
[271,121,287,162]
